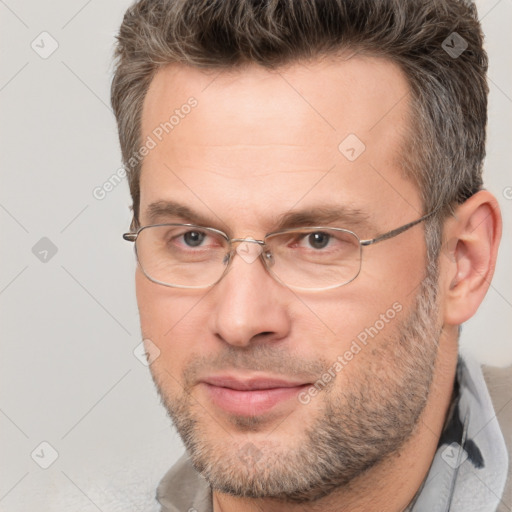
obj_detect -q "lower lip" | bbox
[202,383,310,416]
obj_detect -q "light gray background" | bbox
[0,0,511,510]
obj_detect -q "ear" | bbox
[441,190,502,325]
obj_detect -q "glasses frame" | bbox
[122,208,439,291]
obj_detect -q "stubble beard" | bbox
[153,263,441,503]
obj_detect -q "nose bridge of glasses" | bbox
[228,237,270,266]
[230,237,266,245]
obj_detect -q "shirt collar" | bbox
[407,354,509,512]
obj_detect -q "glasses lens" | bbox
[135,225,229,287]
[265,228,362,289]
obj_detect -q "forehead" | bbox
[139,56,418,231]
[142,55,410,145]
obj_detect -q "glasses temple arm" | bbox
[360,209,439,247]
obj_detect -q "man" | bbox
[111,0,511,510]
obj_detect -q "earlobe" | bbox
[442,191,502,325]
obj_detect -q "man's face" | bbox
[136,56,442,500]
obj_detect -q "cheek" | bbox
[136,267,201,335]
[135,269,207,379]
[361,233,428,303]
[295,276,402,337]
[294,246,425,364]
[136,268,169,339]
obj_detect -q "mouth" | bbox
[200,375,312,416]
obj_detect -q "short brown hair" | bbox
[111,0,488,257]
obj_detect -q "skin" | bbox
[134,56,501,511]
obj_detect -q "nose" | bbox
[207,241,292,348]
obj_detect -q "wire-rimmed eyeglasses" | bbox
[123,209,438,291]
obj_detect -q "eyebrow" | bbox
[143,200,373,234]
[145,200,220,228]
[273,206,373,232]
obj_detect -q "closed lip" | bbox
[200,374,313,416]
[201,375,311,391]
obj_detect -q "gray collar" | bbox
[407,355,508,512]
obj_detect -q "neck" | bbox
[213,330,459,512]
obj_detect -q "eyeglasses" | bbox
[122,210,437,291]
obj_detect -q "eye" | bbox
[182,230,206,247]
[168,227,225,252]
[305,232,330,250]
[288,229,356,253]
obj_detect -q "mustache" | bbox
[181,344,331,388]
